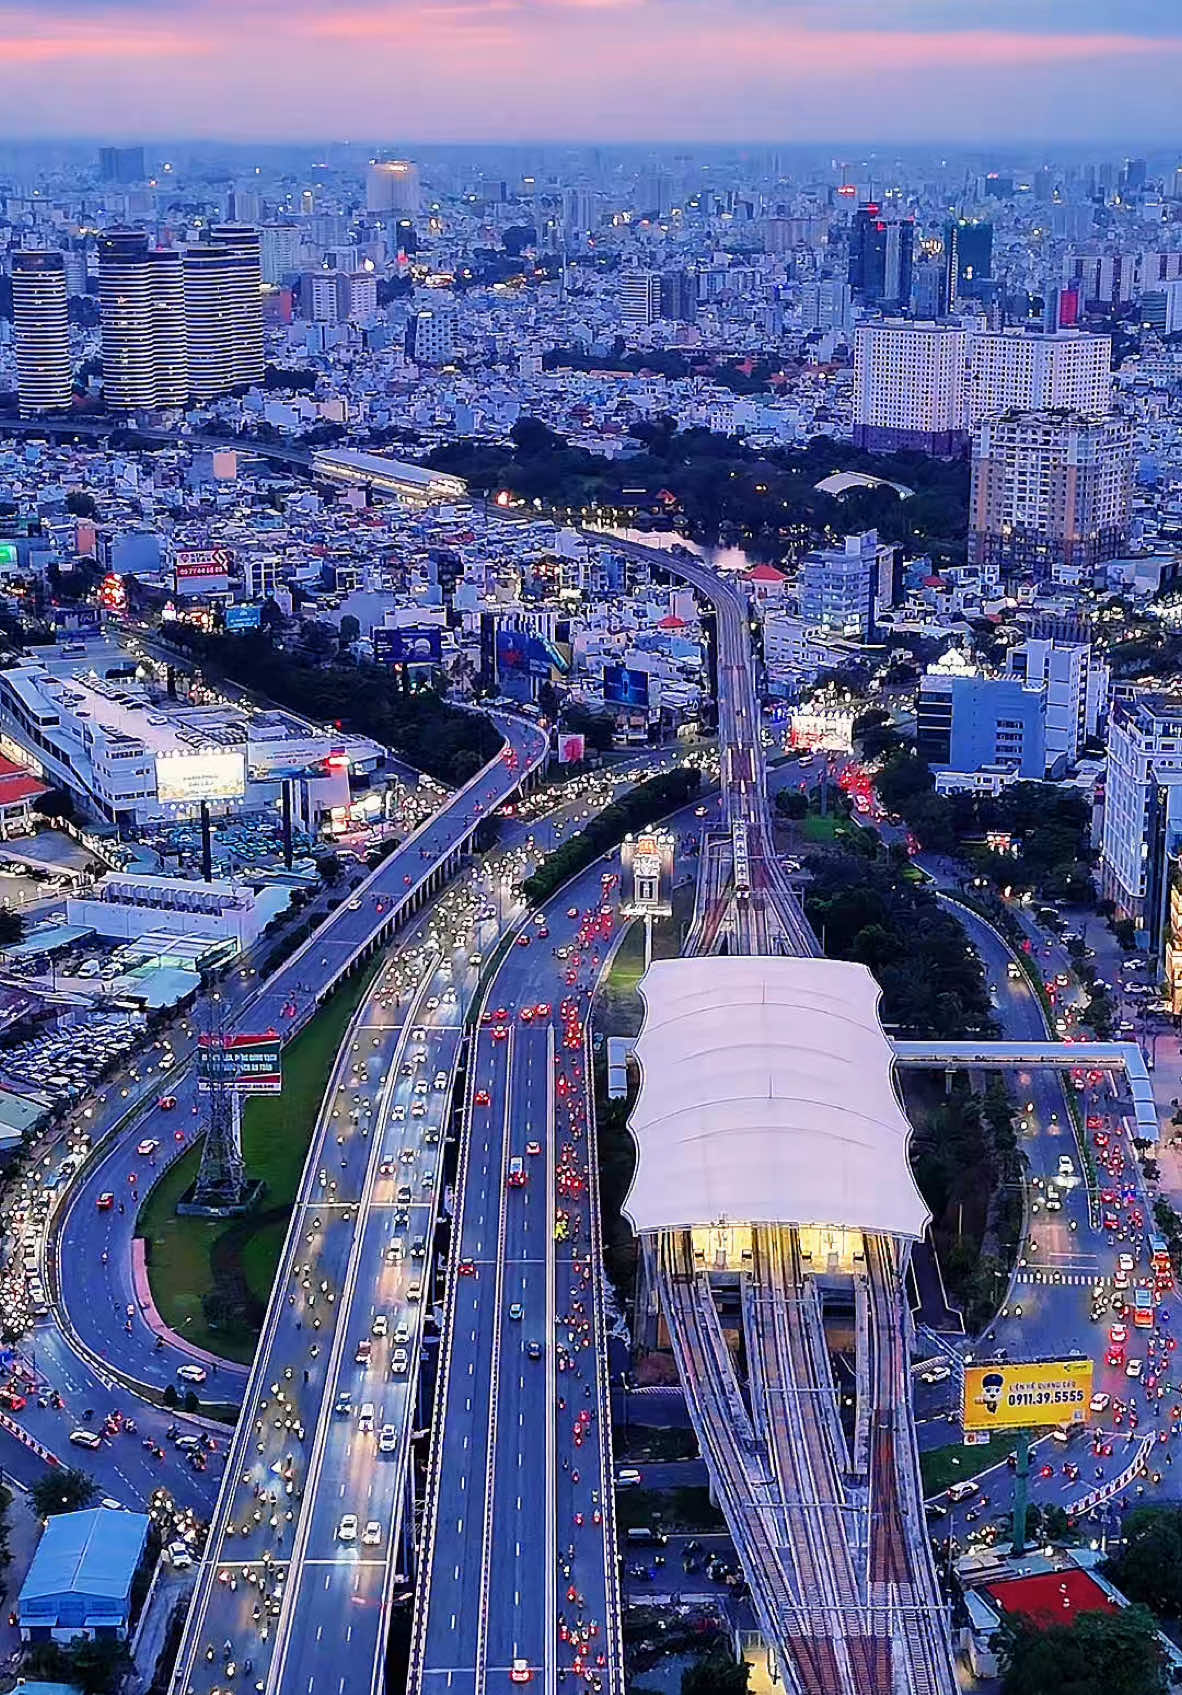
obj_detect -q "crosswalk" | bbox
[1014,1270,1103,1287]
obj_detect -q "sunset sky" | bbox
[5,0,1181,142]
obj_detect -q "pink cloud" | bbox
[0,0,1178,138]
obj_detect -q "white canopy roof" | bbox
[623,956,930,1240]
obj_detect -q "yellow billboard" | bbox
[962,1358,1093,1432]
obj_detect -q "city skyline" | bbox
[4,0,1181,144]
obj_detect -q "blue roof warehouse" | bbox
[18,1507,149,1643]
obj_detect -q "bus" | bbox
[1150,1233,1172,1274]
[1133,1286,1155,1329]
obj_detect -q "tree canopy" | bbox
[994,1603,1165,1695]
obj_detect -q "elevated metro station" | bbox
[624,955,957,1695]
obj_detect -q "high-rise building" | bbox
[910,261,945,321]
[183,225,264,402]
[561,187,597,245]
[969,410,1132,584]
[303,269,350,324]
[11,251,71,417]
[943,219,992,308]
[259,224,302,286]
[1140,279,1182,338]
[848,204,914,307]
[658,269,697,323]
[801,277,852,334]
[366,160,419,216]
[98,145,145,185]
[852,320,966,455]
[619,271,661,329]
[964,328,1111,426]
[936,676,1047,782]
[1101,690,1182,943]
[98,231,188,410]
[1004,616,1108,771]
[797,530,886,639]
[405,305,457,365]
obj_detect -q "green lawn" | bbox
[595,881,694,1041]
[920,1428,1039,1497]
[137,961,378,1363]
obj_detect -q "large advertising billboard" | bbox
[225,604,262,633]
[373,625,443,666]
[497,628,570,681]
[621,829,675,918]
[156,749,247,806]
[197,1032,283,1095]
[174,547,234,597]
[557,732,585,765]
[604,665,650,709]
[962,1358,1093,1433]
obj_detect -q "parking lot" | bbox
[0,1009,148,1107]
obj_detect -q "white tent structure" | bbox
[623,955,930,1240]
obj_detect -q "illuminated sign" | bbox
[156,749,247,806]
[621,829,674,919]
[175,547,234,597]
[373,625,443,666]
[0,545,17,568]
[604,665,650,709]
[557,732,585,765]
[198,1031,282,1096]
[962,1358,1093,1432]
[225,604,261,632]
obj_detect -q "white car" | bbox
[362,1520,382,1546]
[176,1363,207,1384]
[137,1138,159,1157]
[1126,1358,1144,1379]
[378,1424,398,1453]
[338,1514,358,1542]
[1090,1392,1111,1413]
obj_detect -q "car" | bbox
[1110,1324,1129,1346]
[378,1424,398,1453]
[337,1515,358,1542]
[617,1468,643,1488]
[371,1315,388,1338]
[516,934,531,948]
[1126,1358,1144,1378]
[166,1541,193,1569]
[475,1089,491,1107]
[492,1026,508,1042]
[458,1259,476,1277]
[96,1192,114,1211]
[527,1340,543,1360]
[334,1391,352,1415]
[508,1302,524,1321]
[510,1661,533,1685]
[69,1428,102,1449]
[362,1520,382,1546]
[525,1141,541,1157]
[137,1138,159,1157]
[356,1339,372,1364]
[357,1403,375,1432]
[176,1363,207,1384]
[391,1349,409,1374]
[157,1095,177,1111]
[406,1282,422,1302]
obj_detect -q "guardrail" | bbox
[171,958,438,1695]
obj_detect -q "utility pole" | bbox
[189,1003,247,1213]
